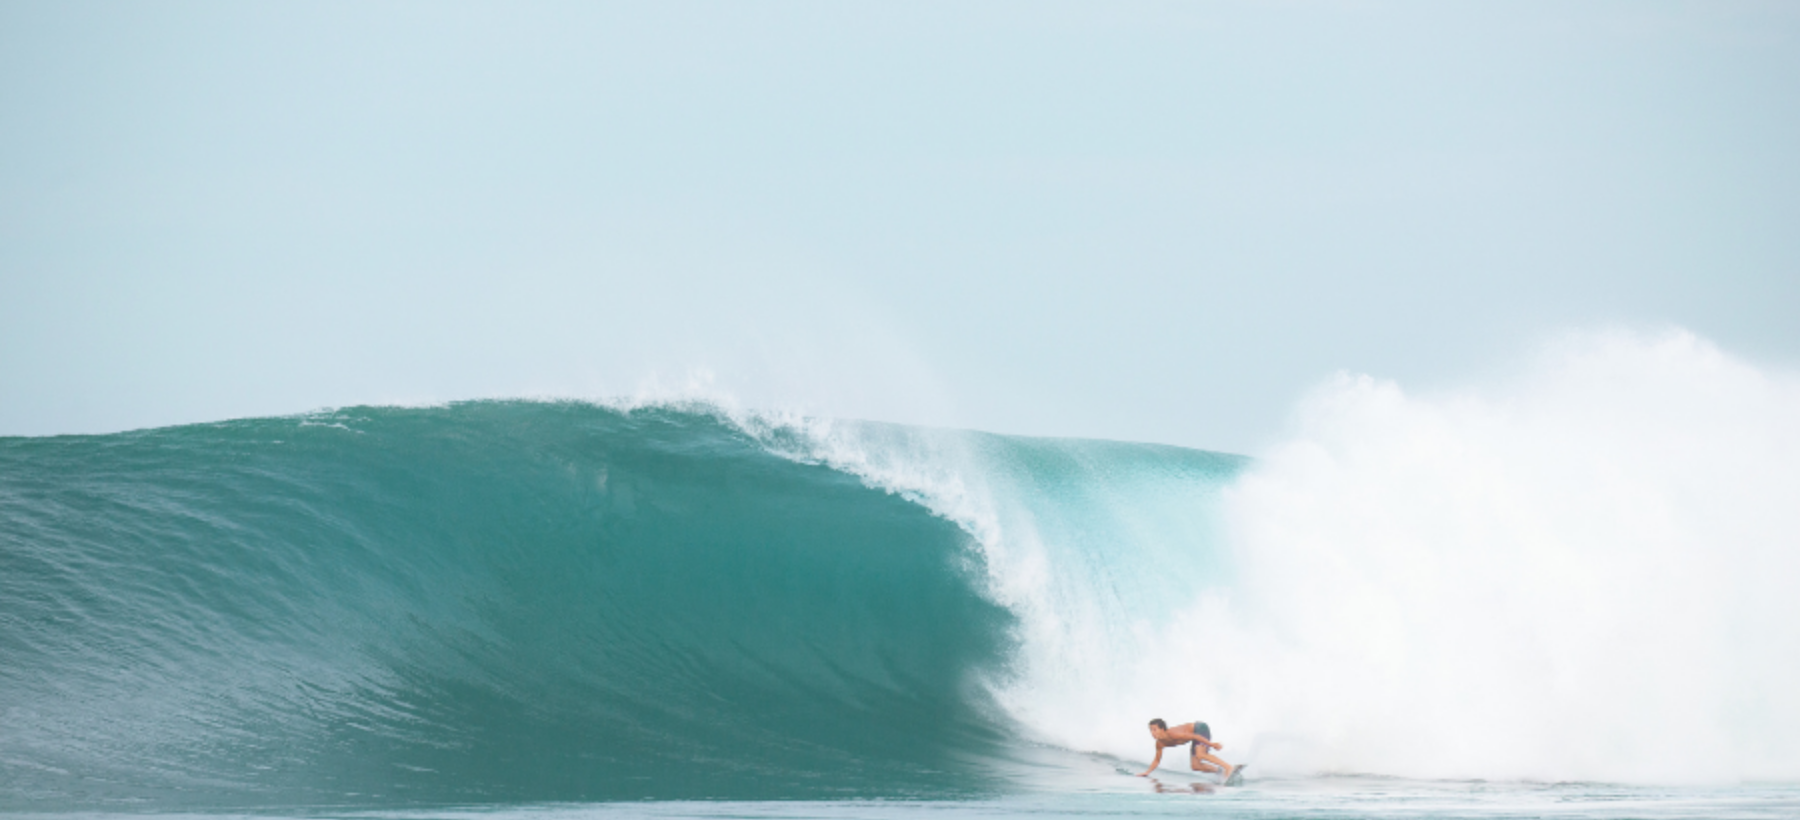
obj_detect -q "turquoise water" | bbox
[3,400,1793,817]
[2,403,1029,807]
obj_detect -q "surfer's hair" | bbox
[1148,718,1167,730]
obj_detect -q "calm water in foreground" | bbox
[16,777,1799,820]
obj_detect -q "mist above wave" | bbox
[932,329,1800,784]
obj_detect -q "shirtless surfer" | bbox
[1136,718,1236,781]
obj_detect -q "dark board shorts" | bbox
[1190,721,1211,753]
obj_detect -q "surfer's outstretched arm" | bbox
[1137,746,1163,776]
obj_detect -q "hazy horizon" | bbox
[4,1,1797,453]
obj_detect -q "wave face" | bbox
[0,403,1039,809]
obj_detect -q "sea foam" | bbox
[1207,329,1800,783]
[778,329,1800,785]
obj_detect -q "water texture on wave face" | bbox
[6,331,1800,814]
[0,400,1244,810]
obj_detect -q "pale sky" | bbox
[3,1,1796,452]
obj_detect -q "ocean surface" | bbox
[6,337,1800,818]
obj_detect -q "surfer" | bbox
[1136,718,1235,781]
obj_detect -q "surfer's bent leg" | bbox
[1189,741,1220,773]
[1191,747,1233,779]
[1188,722,1222,773]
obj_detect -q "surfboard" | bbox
[1223,764,1248,786]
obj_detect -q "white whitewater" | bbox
[767,328,1800,786]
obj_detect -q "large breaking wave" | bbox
[0,404,1042,808]
[3,329,1798,811]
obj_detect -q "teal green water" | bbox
[1,402,1022,809]
[7,401,1793,819]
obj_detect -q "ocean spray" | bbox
[779,329,1800,784]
